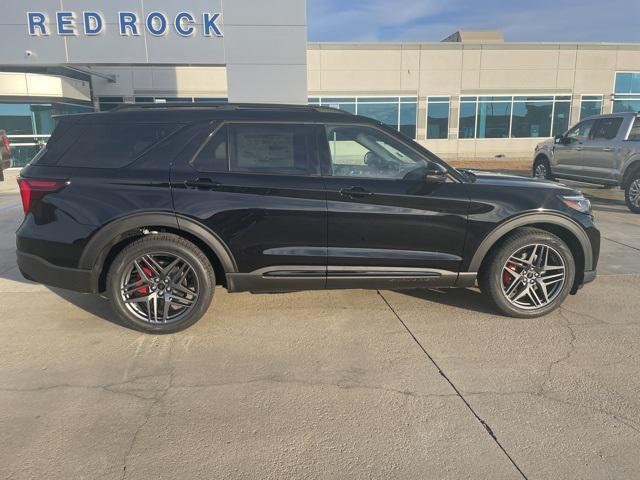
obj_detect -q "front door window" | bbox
[325,124,437,179]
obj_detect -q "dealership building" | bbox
[1,1,640,167]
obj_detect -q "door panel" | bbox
[553,118,596,177]
[321,124,469,289]
[580,117,625,180]
[170,122,328,290]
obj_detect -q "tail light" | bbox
[17,177,68,214]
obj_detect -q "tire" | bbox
[107,233,215,333]
[532,156,554,180]
[478,227,575,318]
[624,170,640,214]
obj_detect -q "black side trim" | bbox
[17,252,93,293]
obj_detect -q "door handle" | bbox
[184,178,222,190]
[340,186,373,198]
[602,148,613,152]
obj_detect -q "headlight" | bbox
[560,195,591,214]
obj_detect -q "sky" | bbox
[307,0,640,43]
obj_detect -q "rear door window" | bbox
[592,117,624,140]
[191,125,229,172]
[56,123,180,168]
[227,123,319,176]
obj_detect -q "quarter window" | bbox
[592,117,623,140]
[228,124,318,176]
[325,124,432,179]
[56,123,180,168]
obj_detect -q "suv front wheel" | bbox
[532,156,554,180]
[107,233,215,333]
[625,172,640,214]
[479,228,575,318]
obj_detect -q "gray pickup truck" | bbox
[533,112,640,213]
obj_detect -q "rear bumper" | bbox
[17,251,93,293]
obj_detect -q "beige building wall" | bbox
[308,42,640,161]
[91,40,640,162]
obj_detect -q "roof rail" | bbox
[108,102,351,115]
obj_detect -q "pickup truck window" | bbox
[566,119,595,143]
[592,117,623,140]
[628,118,640,142]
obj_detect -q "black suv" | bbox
[16,104,599,333]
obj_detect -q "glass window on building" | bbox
[309,97,418,139]
[511,97,552,138]
[580,95,603,120]
[552,98,572,136]
[613,72,640,113]
[459,95,572,139]
[477,96,511,138]
[426,97,450,140]
[459,97,477,139]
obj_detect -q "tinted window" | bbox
[228,124,318,175]
[325,124,433,179]
[57,123,179,168]
[31,121,86,166]
[192,125,228,172]
[565,119,595,143]
[592,117,623,140]
[628,118,640,142]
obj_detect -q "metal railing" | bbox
[5,135,49,168]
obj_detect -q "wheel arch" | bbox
[621,158,640,187]
[469,213,593,291]
[79,212,237,293]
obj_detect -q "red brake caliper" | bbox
[503,262,517,287]
[135,266,154,295]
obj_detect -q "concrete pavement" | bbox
[1,169,639,479]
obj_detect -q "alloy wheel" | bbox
[629,179,640,208]
[119,252,199,324]
[534,163,548,179]
[501,244,566,310]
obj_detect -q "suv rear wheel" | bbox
[479,228,575,318]
[107,233,215,333]
[625,171,640,214]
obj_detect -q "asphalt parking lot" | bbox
[1,168,639,479]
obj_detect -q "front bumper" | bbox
[17,251,93,293]
[583,269,597,285]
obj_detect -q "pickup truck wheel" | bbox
[479,228,575,318]
[532,156,554,180]
[107,233,215,333]
[625,174,640,214]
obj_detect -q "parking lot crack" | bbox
[538,308,577,396]
[377,291,529,480]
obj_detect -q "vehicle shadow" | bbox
[47,287,126,328]
[393,287,497,315]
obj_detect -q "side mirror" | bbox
[424,168,447,184]
[554,134,566,145]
